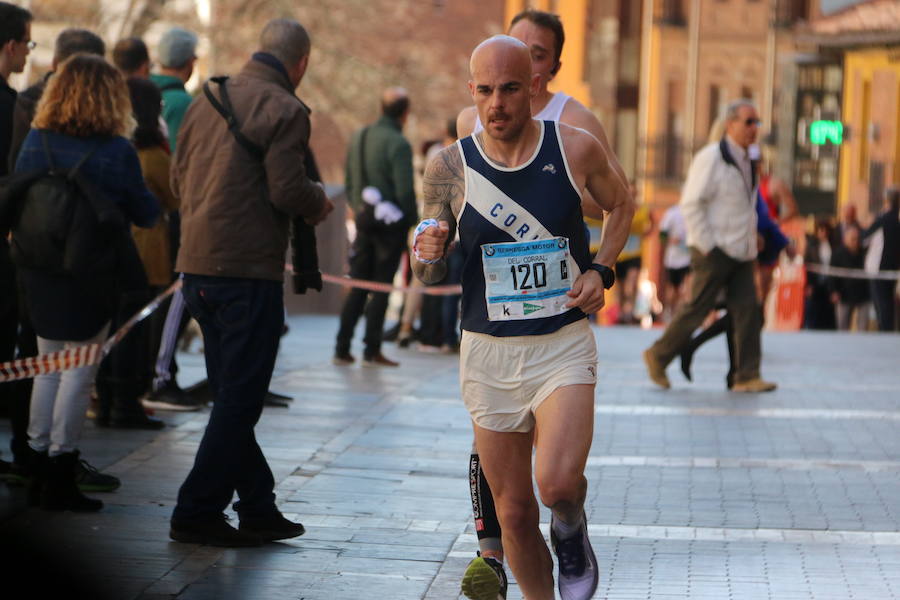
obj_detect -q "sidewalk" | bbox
[1,316,898,599]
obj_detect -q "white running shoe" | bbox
[550,513,599,600]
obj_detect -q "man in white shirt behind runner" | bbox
[454,9,631,600]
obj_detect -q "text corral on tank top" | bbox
[466,167,551,242]
[488,201,541,240]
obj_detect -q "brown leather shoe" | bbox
[731,378,777,393]
[362,352,399,368]
[643,349,670,389]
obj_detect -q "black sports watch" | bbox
[586,263,615,289]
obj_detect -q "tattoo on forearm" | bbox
[414,145,465,284]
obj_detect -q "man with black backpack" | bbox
[168,18,332,547]
[333,87,417,368]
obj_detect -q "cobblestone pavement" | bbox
[1,316,898,599]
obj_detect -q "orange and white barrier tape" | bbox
[0,343,104,383]
[0,280,182,383]
[804,263,900,281]
[321,272,461,295]
[1,268,461,383]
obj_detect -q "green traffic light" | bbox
[810,120,843,145]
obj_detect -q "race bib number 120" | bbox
[482,237,576,321]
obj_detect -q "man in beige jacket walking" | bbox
[643,99,776,393]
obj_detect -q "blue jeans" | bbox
[172,274,283,522]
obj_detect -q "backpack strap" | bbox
[39,130,99,179]
[40,130,56,171]
[69,142,99,179]
[202,76,265,160]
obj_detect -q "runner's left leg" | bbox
[534,383,598,600]
[474,424,554,600]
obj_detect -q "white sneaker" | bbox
[551,513,599,600]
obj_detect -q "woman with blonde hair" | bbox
[13,53,158,511]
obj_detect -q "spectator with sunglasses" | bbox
[644,99,777,393]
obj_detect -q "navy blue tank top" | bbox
[457,120,591,336]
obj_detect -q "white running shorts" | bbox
[459,319,598,433]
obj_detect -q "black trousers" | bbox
[418,293,444,347]
[173,275,283,521]
[1,269,19,449]
[95,288,154,418]
[804,278,836,330]
[1,269,37,464]
[0,272,17,400]
[335,228,406,358]
[870,279,897,332]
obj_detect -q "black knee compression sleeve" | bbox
[469,453,502,540]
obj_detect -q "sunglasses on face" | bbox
[745,118,761,127]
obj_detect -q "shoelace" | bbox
[555,533,587,576]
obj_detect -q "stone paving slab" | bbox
[1,316,898,599]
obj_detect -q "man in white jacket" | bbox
[643,99,776,393]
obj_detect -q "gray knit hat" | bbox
[157,27,197,68]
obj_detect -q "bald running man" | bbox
[415,36,634,600]
[456,9,630,599]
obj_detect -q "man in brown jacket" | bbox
[169,18,332,547]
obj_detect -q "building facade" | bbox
[502,0,824,311]
[797,0,900,221]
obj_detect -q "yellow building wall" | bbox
[839,48,900,218]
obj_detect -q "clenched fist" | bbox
[565,269,606,314]
[414,220,450,262]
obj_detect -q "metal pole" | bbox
[637,0,655,202]
[684,0,701,164]
[763,0,778,128]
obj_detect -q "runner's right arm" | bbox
[413,144,465,284]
